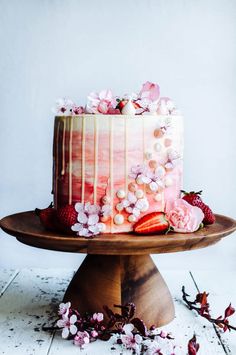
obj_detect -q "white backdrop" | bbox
[0,0,235,270]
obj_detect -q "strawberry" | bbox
[134,212,169,235]
[181,190,216,225]
[56,204,78,232]
[35,204,56,231]
[117,100,141,111]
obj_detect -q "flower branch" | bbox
[182,286,236,332]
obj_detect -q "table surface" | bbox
[1,211,236,254]
[0,267,235,355]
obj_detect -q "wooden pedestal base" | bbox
[63,254,175,327]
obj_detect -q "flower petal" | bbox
[62,327,69,339]
[77,212,88,224]
[88,214,99,225]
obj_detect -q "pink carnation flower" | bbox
[167,199,204,233]
[86,90,118,114]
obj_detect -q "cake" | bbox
[51,82,184,235]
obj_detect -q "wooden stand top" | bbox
[0,211,235,255]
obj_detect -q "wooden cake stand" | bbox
[1,211,236,327]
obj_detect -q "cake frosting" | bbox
[52,113,183,234]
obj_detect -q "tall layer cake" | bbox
[53,113,183,233]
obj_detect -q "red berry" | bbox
[35,206,56,231]
[202,204,216,225]
[134,212,169,235]
[56,205,78,232]
[181,190,215,225]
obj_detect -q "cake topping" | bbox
[121,99,136,115]
[53,81,179,116]
[114,214,124,225]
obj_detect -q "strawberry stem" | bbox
[181,190,202,196]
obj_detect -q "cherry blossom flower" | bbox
[129,164,148,181]
[58,302,71,316]
[53,98,74,115]
[100,204,112,217]
[74,331,90,348]
[164,149,181,170]
[92,312,104,322]
[157,97,176,115]
[121,192,149,217]
[136,81,160,113]
[53,98,85,116]
[71,202,105,237]
[121,324,142,353]
[141,168,165,192]
[86,90,118,114]
[57,313,77,339]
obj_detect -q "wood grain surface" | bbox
[63,254,175,327]
[0,211,235,255]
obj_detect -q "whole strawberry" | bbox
[181,190,215,225]
[56,204,78,233]
[35,204,56,231]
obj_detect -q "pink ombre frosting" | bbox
[53,114,184,233]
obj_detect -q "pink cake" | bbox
[53,113,183,234]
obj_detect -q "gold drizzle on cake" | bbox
[68,117,73,205]
[81,116,86,204]
[109,116,114,232]
[93,116,99,204]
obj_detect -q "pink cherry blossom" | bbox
[53,98,74,115]
[141,168,165,192]
[71,202,106,237]
[129,164,148,180]
[92,312,104,322]
[58,302,71,316]
[86,90,117,114]
[166,199,204,233]
[157,97,176,115]
[121,324,142,353]
[139,81,160,102]
[74,331,90,348]
[57,313,77,339]
[164,149,181,171]
[121,192,149,217]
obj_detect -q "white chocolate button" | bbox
[99,223,106,232]
[154,143,162,152]
[165,177,173,187]
[116,203,124,212]
[128,214,137,223]
[114,214,124,225]
[135,189,144,199]
[156,166,166,178]
[128,182,138,192]
[154,193,162,202]
[101,195,110,204]
[116,189,126,199]
[136,176,144,185]
[144,150,152,160]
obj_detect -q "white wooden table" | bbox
[0,267,235,355]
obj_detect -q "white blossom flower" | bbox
[142,168,165,192]
[72,202,105,237]
[121,192,149,217]
[164,149,181,170]
[57,314,77,339]
[58,302,71,316]
[121,323,142,354]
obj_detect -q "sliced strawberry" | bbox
[35,205,56,231]
[117,100,141,111]
[134,212,169,235]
